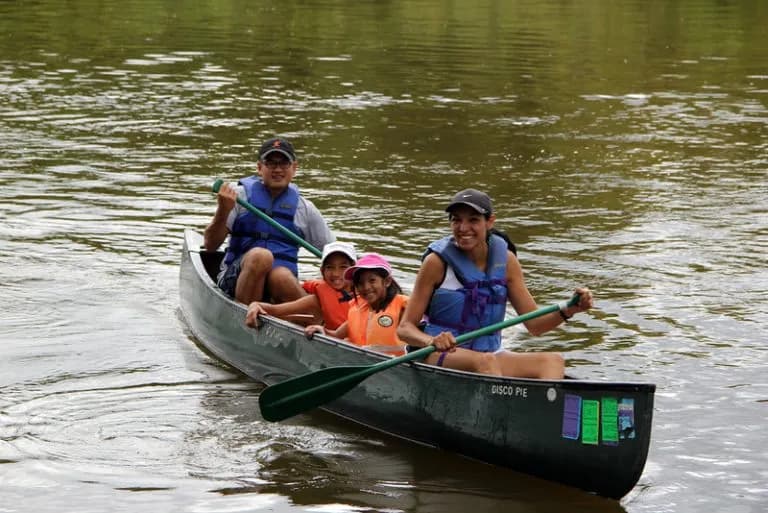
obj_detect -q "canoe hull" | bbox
[179,230,654,499]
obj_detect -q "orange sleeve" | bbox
[302,279,321,295]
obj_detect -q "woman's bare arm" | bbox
[397,253,446,348]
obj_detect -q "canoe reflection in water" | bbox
[189,386,630,513]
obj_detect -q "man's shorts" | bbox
[216,257,242,298]
[216,255,273,301]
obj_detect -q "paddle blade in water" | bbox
[259,365,372,422]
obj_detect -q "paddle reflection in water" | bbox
[193,385,628,513]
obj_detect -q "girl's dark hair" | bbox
[352,268,403,312]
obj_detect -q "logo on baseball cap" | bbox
[445,188,493,216]
[258,137,296,163]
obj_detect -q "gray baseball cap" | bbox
[445,188,493,216]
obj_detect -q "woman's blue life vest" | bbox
[422,234,510,352]
[222,176,302,276]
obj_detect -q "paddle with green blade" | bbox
[212,178,322,258]
[259,294,580,422]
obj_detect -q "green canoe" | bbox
[179,230,655,499]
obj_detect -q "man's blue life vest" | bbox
[423,234,509,352]
[223,176,301,276]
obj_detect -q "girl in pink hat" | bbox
[305,253,409,356]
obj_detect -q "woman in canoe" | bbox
[305,253,409,356]
[396,188,594,379]
[245,241,357,330]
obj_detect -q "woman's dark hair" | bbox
[352,268,403,312]
[447,210,491,221]
[489,228,517,255]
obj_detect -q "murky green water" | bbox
[1,1,766,512]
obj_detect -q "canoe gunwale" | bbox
[184,230,654,392]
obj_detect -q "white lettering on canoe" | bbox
[491,384,528,398]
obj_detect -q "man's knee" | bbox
[269,265,295,281]
[241,248,273,272]
[268,266,304,302]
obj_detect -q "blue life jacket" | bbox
[423,234,509,352]
[223,176,301,276]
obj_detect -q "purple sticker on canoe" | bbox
[562,394,582,440]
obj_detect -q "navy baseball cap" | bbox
[258,137,296,163]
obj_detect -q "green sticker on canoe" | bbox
[581,399,600,445]
[601,397,619,445]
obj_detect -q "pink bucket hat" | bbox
[343,253,393,281]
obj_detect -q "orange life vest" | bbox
[302,279,353,330]
[345,294,409,356]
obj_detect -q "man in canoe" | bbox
[396,188,594,379]
[204,137,335,304]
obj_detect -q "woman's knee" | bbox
[544,352,564,367]
[540,352,565,378]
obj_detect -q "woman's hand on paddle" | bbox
[246,302,269,328]
[564,287,594,318]
[431,332,457,353]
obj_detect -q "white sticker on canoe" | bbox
[491,384,528,398]
[547,387,557,402]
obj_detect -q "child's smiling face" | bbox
[321,253,353,291]
[354,269,391,308]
